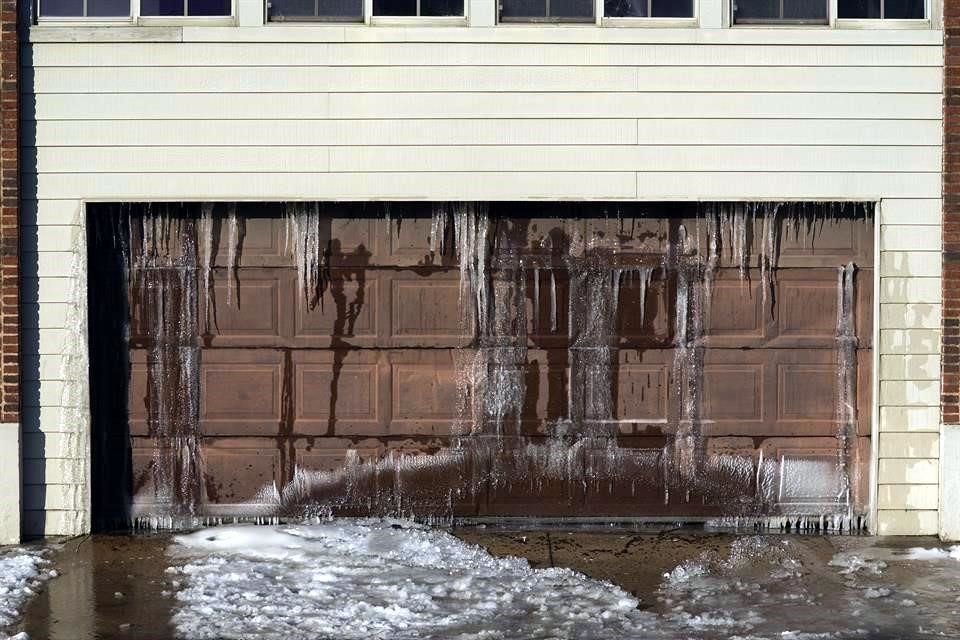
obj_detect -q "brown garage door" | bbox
[87,202,873,528]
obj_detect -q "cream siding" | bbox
[20,25,943,537]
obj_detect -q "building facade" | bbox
[0,0,951,542]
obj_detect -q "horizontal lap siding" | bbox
[20,28,943,535]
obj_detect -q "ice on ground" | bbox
[0,548,48,636]
[169,522,653,640]
[904,546,960,561]
[827,552,887,576]
[169,525,957,640]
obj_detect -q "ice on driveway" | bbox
[169,521,655,640]
[0,548,48,637]
[168,523,960,640]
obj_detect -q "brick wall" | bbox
[947,0,960,425]
[0,0,18,425]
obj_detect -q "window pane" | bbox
[421,0,463,15]
[885,0,923,17]
[373,0,416,14]
[40,0,84,16]
[141,0,185,14]
[783,0,826,19]
[605,0,646,16]
[837,0,880,17]
[269,0,315,17]
[734,0,778,19]
[189,0,231,14]
[500,0,546,17]
[269,0,362,17]
[550,0,593,17]
[88,0,130,15]
[651,0,692,16]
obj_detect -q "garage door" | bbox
[87,202,873,528]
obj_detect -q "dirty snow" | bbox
[0,548,48,638]
[169,521,656,640]
[167,524,960,640]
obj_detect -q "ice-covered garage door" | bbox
[87,202,873,529]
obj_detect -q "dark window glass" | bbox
[141,0,185,14]
[421,0,463,15]
[551,0,593,16]
[838,0,880,16]
[269,0,362,19]
[500,0,592,19]
[734,0,777,18]
[39,0,84,16]
[883,0,923,17]
[373,0,416,13]
[734,0,827,20]
[783,0,825,19]
[87,0,130,15]
[651,0,692,16]
[605,0,646,15]
[141,0,230,14]
[500,0,542,17]
[189,0,231,14]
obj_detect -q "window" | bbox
[838,0,923,18]
[140,0,230,14]
[373,0,463,15]
[732,0,827,23]
[500,0,593,21]
[268,0,362,20]
[39,0,130,16]
[605,0,692,16]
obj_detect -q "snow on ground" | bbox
[167,523,960,640]
[168,521,657,640]
[0,548,49,639]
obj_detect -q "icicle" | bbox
[285,202,328,310]
[835,262,858,510]
[225,204,239,307]
[199,203,214,323]
[532,266,540,331]
[549,269,557,333]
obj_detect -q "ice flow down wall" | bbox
[85,201,875,529]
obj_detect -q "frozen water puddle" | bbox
[168,521,651,640]
[167,523,960,640]
[0,548,52,640]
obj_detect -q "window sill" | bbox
[834,18,931,29]
[601,16,697,27]
[368,15,467,26]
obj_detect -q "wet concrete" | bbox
[7,527,960,639]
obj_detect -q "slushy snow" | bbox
[168,524,960,640]
[0,549,48,637]
[169,521,654,640]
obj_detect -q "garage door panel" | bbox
[204,268,289,347]
[199,350,284,437]
[389,350,459,436]
[705,275,765,347]
[293,350,386,436]
[389,271,470,348]
[212,216,287,268]
[617,273,672,346]
[200,438,283,505]
[293,269,381,348]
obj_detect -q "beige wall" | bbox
[18,24,943,537]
